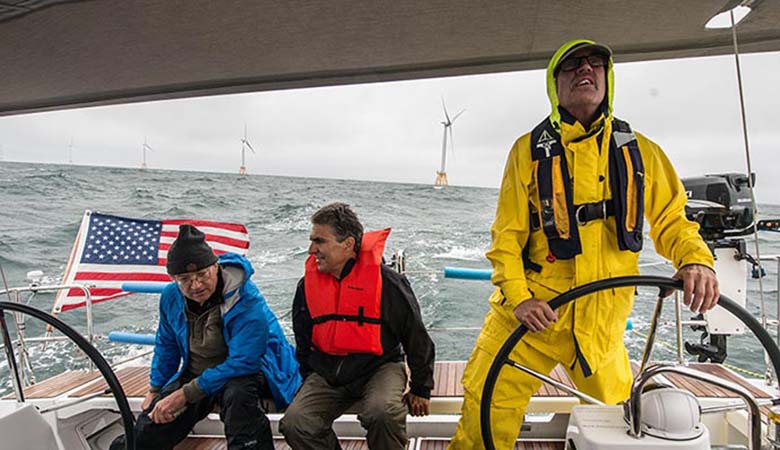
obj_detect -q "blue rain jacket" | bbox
[150,252,301,409]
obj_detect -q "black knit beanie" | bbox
[166,224,218,275]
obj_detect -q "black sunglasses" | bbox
[558,54,609,73]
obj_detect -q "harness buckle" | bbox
[575,204,587,226]
[575,202,608,226]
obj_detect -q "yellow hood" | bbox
[546,39,615,129]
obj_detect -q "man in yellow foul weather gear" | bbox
[448,39,719,449]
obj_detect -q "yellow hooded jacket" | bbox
[485,39,714,373]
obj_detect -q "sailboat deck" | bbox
[3,361,770,449]
[175,439,374,450]
[171,438,564,449]
[6,361,772,402]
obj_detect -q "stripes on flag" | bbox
[53,210,250,313]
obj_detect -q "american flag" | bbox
[53,210,250,313]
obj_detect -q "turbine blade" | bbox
[246,140,257,153]
[441,97,451,123]
[452,109,466,123]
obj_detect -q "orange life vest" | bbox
[304,228,390,356]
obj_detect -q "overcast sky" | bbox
[1,51,778,202]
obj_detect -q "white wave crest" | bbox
[433,246,486,261]
[250,249,292,268]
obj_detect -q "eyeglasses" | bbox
[173,265,215,287]
[558,54,609,73]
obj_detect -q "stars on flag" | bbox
[81,215,162,265]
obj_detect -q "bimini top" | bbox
[1,0,779,116]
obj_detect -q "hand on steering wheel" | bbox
[480,276,780,450]
[513,298,558,332]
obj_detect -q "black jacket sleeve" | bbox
[292,278,314,380]
[383,267,435,398]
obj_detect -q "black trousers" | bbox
[110,373,273,450]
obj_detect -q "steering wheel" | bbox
[479,275,780,450]
[0,301,136,450]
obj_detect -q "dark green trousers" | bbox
[280,361,408,450]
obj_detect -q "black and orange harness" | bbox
[525,117,645,269]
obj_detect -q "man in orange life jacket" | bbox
[280,202,435,450]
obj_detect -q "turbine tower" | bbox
[68,137,74,164]
[239,123,256,176]
[141,137,153,169]
[434,98,465,188]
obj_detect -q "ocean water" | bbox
[1,161,779,396]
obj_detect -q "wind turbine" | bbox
[239,123,256,176]
[67,137,74,164]
[141,137,153,169]
[434,98,465,188]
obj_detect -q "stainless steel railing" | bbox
[0,283,94,399]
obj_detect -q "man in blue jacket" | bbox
[110,224,301,450]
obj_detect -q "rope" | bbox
[629,329,678,352]
[723,363,764,379]
[628,329,764,379]
[729,9,771,383]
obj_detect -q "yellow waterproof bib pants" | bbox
[448,309,632,449]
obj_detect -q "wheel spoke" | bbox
[504,357,605,405]
[0,308,25,402]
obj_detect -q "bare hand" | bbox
[513,298,558,332]
[149,388,187,424]
[404,392,430,417]
[672,264,719,313]
[141,391,157,411]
